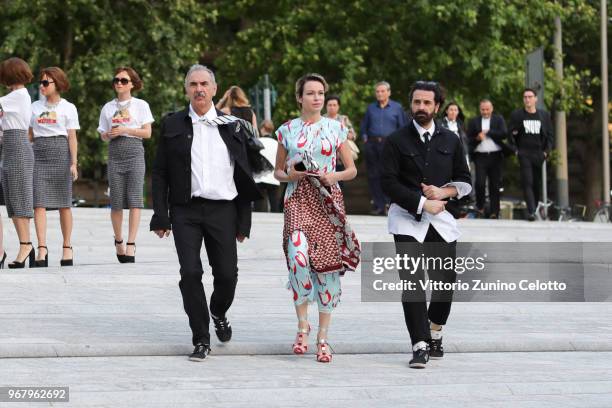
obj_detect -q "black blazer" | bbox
[150,107,262,237]
[381,121,471,221]
[466,113,514,156]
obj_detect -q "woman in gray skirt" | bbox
[29,67,79,267]
[0,57,35,268]
[98,67,153,263]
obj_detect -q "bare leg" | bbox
[12,217,32,261]
[111,209,125,255]
[0,215,4,257]
[318,311,332,342]
[59,208,73,259]
[126,208,141,256]
[33,208,47,261]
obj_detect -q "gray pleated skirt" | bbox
[33,136,72,209]
[108,136,145,210]
[1,129,34,218]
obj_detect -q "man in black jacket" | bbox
[467,99,512,219]
[381,81,471,369]
[150,64,261,361]
[508,88,554,221]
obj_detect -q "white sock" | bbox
[431,327,443,340]
[412,341,428,352]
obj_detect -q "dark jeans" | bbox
[365,140,388,212]
[474,151,503,217]
[253,183,280,212]
[171,198,238,346]
[394,226,457,346]
[518,153,544,215]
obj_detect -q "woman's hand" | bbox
[319,172,338,186]
[70,164,78,181]
[109,126,128,138]
[287,163,306,182]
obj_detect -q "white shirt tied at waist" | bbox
[387,120,472,243]
[189,104,238,201]
[474,116,502,153]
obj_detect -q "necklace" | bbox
[44,98,60,110]
[115,98,132,112]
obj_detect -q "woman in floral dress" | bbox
[274,73,360,363]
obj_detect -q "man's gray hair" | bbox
[375,81,391,91]
[184,64,216,89]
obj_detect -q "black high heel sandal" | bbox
[8,242,35,269]
[34,246,48,268]
[123,242,136,263]
[115,239,127,263]
[0,251,7,269]
[61,246,73,267]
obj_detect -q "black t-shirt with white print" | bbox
[509,108,553,155]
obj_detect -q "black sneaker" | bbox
[429,338,444,359]
[527,213,536,222]
[213,316,232,342]
[409,347,429,369]
[189,343,211,362]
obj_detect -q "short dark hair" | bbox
[523,88,537,97]
[409,80,444,105]
[325,94,341,107]
[40,67,70,93]
[114,66,143,91]
[0,57,33,86]
[295,73,328,108]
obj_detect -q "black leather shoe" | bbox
[189,343,211,362]
[35,246,48,268]
[429,338,444,359]
[213,316,232,342]
[409,347,429,369]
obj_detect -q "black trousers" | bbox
[474,151,503,217]
[365,140,388,212]
[171,198,238,346]
[394,226,457,346]
[253,183,280,212]
[518,153,544,214]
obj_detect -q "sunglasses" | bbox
[112,77,131,85]
[39,80,55,87]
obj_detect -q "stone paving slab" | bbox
[1,209,611,359]
[1,352,611,408]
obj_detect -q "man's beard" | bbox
[413,110,434,126]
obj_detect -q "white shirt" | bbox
[0,88,32,130]
[446,119,459,135]
[253,136,280,186]
[97,97,154,139]
[474,116,502,153]
[387,120,472,243]
[30,98,80,137]
[189,104,238,200]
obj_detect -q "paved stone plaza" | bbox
[1,208,612,407]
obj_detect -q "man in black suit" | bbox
[381,81,471,369]
[508,88,554,221]
[150,64,261,361]
[466,99,512,219]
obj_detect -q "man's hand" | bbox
[153,229,171,238]
[423,200,446,215]
[478,131,486,141]
[543,151,548,160]
[421,183,446,200]
[236,234,246,243]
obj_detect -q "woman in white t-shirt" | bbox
[97,67,153,263]
[0,57,35,269]
[29,67,80,267]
